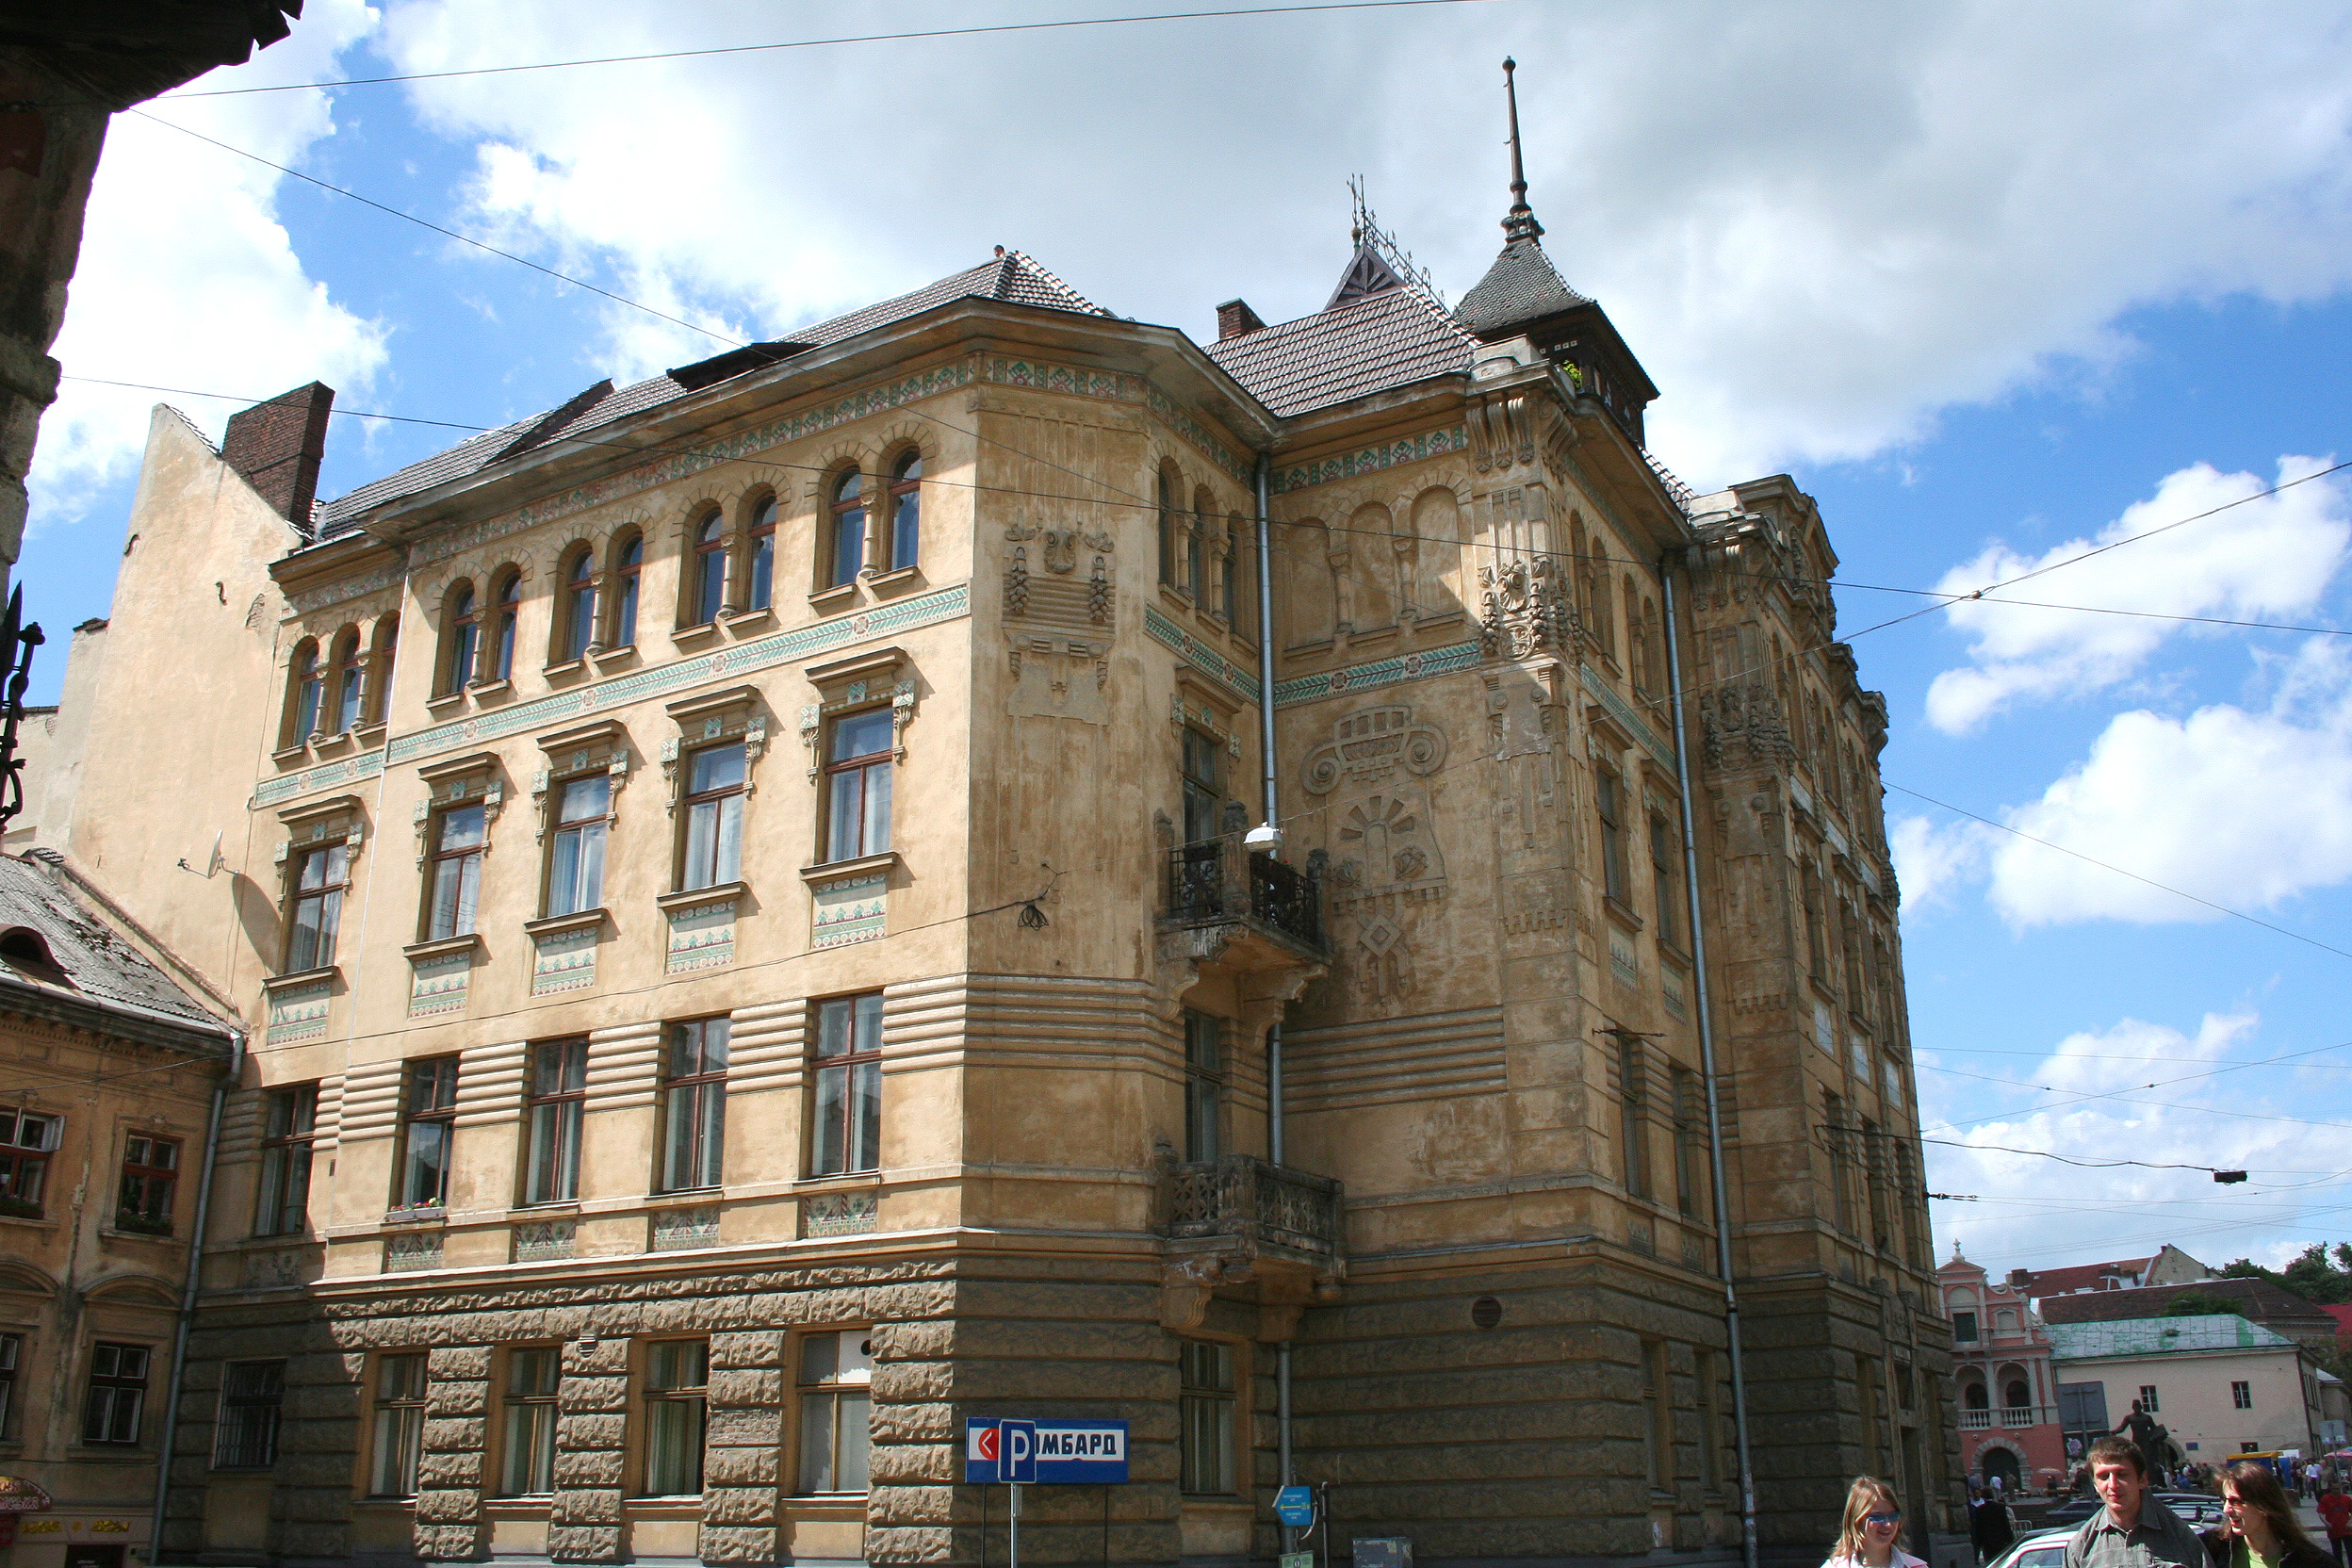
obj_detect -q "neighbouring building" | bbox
[2036,1278,2342,1357]
[1936,1247,2063,1491]
[38,106,1951,1568]
[2044,1315,2323,1466]
[0,851,238,1568]
[2016,1246,2216,1299]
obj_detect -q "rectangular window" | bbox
[2138,1384,2159,1413]
[2231,1380,2251,1411]
[369,1353,427,1496]
[1596,770,1630,905]
[682,742,745,890]
[1185,511,1206,602]
[1862,1116,1890,1250]
[1697,1349,1724,1491]
[1180,727,1222,845]
[658,1018,728,1192]
[1952,1312,1978,1343]
[1649,811,1680,949]
[83,1342,151,1445]
[254,1085,318,1237]
[824,711,893,863]
[1671,1067,1701,1220]
[116,1134,180,1235]
[811,995,882,1177]
[523,1039,588,1204]
[395,1057,460,1211]
[1178,1339,1235,1494]
[0,1332,16,1438]
[795,1330,873,1494]
[498,1348,561,1496]
[1618,1036,1649,1199]
[642,1340,708,1496]
[1642,1339,1674,1490]
[1220,527,1239,624]
[287,841,350,972]
[427,803,486,939]
[1824,1092,1853,1232]
[212,1361,286,1468]
[1184,1010,1223,1163]
[0,1108,59,1217]
[546,774,611,916]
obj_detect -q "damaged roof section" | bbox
[0,853,234,1050]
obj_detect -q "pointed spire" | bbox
[1502,57,1543,242]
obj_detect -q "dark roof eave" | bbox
[1271,370,1472,448]
[0,973,237,1058]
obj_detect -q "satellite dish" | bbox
[176,829,223,879]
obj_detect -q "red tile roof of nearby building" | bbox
[2323,1303,2352,1343]
[2021,1257,2159,1295]
[2034,1277,2338,1340]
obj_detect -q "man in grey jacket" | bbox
[2064,1437,2205,1568]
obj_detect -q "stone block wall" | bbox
[549,1333,631,1563]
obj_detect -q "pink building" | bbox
[1938,1245,2069,1491]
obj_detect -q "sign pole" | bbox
[1008,1482,1020,1568]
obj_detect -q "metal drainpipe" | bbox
[1253,449,1298,1519]
[150,1024,243,1565]
[1660,557,1759,1568]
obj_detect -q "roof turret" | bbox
[1454,57,1593,338]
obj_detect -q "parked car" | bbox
[2032,1494,2225,1532]
[1986,1526,2074,1568]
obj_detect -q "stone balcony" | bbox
[1156,1152,1345,1340]
[1960,1406,2057,1429]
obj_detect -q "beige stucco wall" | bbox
[2060,1346,2317,1459]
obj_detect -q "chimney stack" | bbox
[1216,299,1265,341]
[222,382,335,528]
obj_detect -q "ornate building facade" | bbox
[40,129,1951,1568]
[1936,1247,2064,1491]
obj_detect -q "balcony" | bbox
[1959,1407,2057,1430]
[1165,1152,1344,1261]
[1162,834,1328,966]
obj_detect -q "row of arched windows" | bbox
[282,616,400,750]
[1155,461,1251,629]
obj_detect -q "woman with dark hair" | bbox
[2204,1460,2332,1568]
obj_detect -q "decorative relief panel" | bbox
[804,1191,877,1237]
[514,1219,575,1262]
[384,1230,444,1272]
[1004,516,1116,724]
[1302,705,1451,1008]
[409,950,472,1019]
[811,874,887,951]
[266,980,332,1046]
[1478,555,1575,660]
[664,895,738,973]
[650,1206,720,1251]
[531,926,598,995]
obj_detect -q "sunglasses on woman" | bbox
[1864,1513,1903,1527]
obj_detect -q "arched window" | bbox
[746,497,776,611]
[1157,467,1177,586]
[1623,578,1646,694]
[440,585,478,696]
[1221,514,1241,624]
[827,471,865,588]
[368,614,400,727]
[1188,486,1212,601]
[288,641,324,743]
[2003,1380,2031,1410]
[690,513,727,626]
[333,629,365,733]
[558,548,596,663]
[886,453,921,571]
[489,570,521,682]
[610,534,643,649]
[1962,1380,1989,1412]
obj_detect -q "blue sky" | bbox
[25,1,2352,1278]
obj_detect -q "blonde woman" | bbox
[1825,1478,1927,1568]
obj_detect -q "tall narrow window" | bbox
[824,710,893,862]
[560,549,596,662]
[0,1334,19,1439]
[1649,811,1680,949]
[0,1109,58,1217]
[1184,1011,1222,1162]
[84,1343,151,1445]
[681,742,745,890]
[1671,1067,1701,1220]
[116,1134,179,1235]
[611,535,643,648]
[522,1039,587,1204]
[1181,727,1221,844]
[213,1362,286,1468]
[746,497,776,611]
[2231,1380,2251,1410]
[887,452,921,570]
[1801,862,1827,981]
[546,774,611,915]
[498,1348,560,1495]
[1185,497,1206,600]
[428,802,486,939]
[828,472,866,587]
[810,994,882,1177]
[796,1331,873,1494]
[691,514,727,626]
[1220,519,1240,623]
[1157,470,1177,586]
[1697,1349,1725,1491]
[369,1354,427,1496]
[1863,1116,1890,1250]
[658,1018,728,1192]
[290,643,324,742]
[443,584,480,694]
[1178,1340,1235,1494]
[642,1341,708,1496]
[254,1085,318,1237]
[1640,1339,1671,1489]
[1617,1036,1649,1199]
[1824,1092,1853,1232]
[488,571,520,682]
[1596,770,1630,905]
[286,841,349,972]
[334,630,365,732]
[368,616,399,727]
[395,1057,460,1210]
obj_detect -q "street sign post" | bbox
[1274,1486,1315,1527]
[964,1418,1132,1568]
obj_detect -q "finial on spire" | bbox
[1501,57,1544,243]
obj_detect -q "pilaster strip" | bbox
[585,1020,662,1113]
[452,1039,529,1128]
[336,1058,406,1142]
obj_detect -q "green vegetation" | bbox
[2219,1241,2352,1305]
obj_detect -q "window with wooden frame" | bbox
[1180,725,1222,846]
[0,1107,59,1217]
[745,495,777,610]
[439,581,480,695]
[1156,467,1178,587]
[286,840,350,972]
[1671,1066,1702,1221]
[1649,808,1681,950]
[425,798,486,939]
[0,1332,18,1439]
[1596,768,1631,906]
[885,451,921,571]
[497,1347,560,1495]
[826,470,866,588]
[688,512,728,627]
[1862,1116,1890,1250]
[487,569,521,682]
[365,614,399,727]
[116,1133,179,1235]
[1616,1035,1649,1199]
[1178,1339,1236,1494]
[394,1056,460,1211]
[1186,487,1210,601]
[609,532,644,649]
[1639,1338,1672,1490]
[84,1341,151,1445]
[286,640,325,745]
[332,629,365,733]
[1822,1091,1853,1233]
[795,1330,873,1494]
[823,709,893,863]
[368,1353,427,1495]
[1219,515,1240,623]
[657,1017,728,1192]
[1184,1010,1222,1163]
[810,993,882,1177]
[679,741,745,890]
[522,1038,587,1205]
[212,1361,286,1468]
[545,771,610,917]
[641,1340,709,1496]
[254,1085,318,1237]
[556,546,597,663]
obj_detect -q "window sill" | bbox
[671,623,720,651]
[382,1206,447,1227]
[100,1225,178,1246]
[0,1212,57,1232]
[1604,897,1644,933]
[542,658,586,679]
[424,691,467,715]
[718,605,776,631]
[645,1187,721,1208]
[808,583,858,614]
[657,881,746,911]
[506,1200,580,1219]
[264,963,340,992]
[863,565,922,593]
[792,1170,883,1195]
[403,932,482,963]
[1158,583,1197,612]
[1656,937,1692,969]
[354,722,388,748]
[270,743,309,767]
[310,729,358,757]
[589,644,640,672]
[467,678,514,699]
[799,851,898,884]
[524,907,608,939]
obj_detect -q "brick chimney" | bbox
[221,382,335,527]
[1216,299,1265,340]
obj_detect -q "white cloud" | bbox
[1923,456,2349,734]
[1888,812,1988,908]
[32,0,390,533]
[2029,1012,2252,1095]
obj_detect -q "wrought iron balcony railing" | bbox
[1165,837,1325,952]
[1164,1152,1344,1261]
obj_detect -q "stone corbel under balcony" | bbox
[1157,1151,1345,1340]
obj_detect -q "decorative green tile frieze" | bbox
[1273,425,1469,495]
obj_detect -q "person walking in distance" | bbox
[1823,1478,1927,1568]
[2204,1459,2332,1568]
[2313,1477,2351,1568]
[2064,1437,2208,1568]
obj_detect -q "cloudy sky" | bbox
[26,0,2352,1280]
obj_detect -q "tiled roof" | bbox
[316,250,1104,535]
[1454,235,1592,338]
[2023,1257,2160,1294]
[2036,1277,2338,1330]
[1204,285,1478,420]
[2045,1314,2295,1359]
[0,854,229,1037]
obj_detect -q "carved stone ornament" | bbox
[1700,675,1795,776]
[1299,703,1448,796]
[1478,554,1576,660]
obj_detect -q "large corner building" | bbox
[32,123,1952,1568]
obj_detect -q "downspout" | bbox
[1252,449,1298,1518]
[1660,557,1758,1568]
[151,1024,243,1566]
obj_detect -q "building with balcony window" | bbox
[40,133,1948,1568]
[1937,1247,2065,1492]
